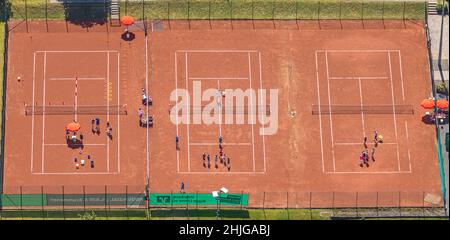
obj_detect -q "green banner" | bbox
[150,193,248,206]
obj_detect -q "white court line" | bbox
[397,51,405,101]
[175,52,180,173]
[106,52,110,173]
[189,142,252,146]
[189,77,248,80]
[35,50,119,53]
[117,52,121,173]
[325,51,336,172]
[217,80,223,137]
[74,78,78,121]
[32,172,120,175]
[315,51,325,173]
[248,52,256,172]
[334,142,398,146]
[325,171,411,174]
[258,52,267,173]
[178,171,266,174]
[145,34,149,180]
[329,76,389,80]
[176,50,258,53]
[44,143,107,146]
[405,122,412,172]
[49,77,106,81]
[388,51,401,172]
[358,77,366,137]
[185,52,191,172]
[316,49,400,53]
[31,52,36,173]
[41,52,47,174]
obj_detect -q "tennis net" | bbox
[25,105,128,115]
[311,105,414,115]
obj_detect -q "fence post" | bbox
[62,186,65,220]
[332,192,335,217]
[105,185,108,220]
[125,185,129,220]
[41,186,44,220]
[376,191,379,218]
[398,191,401,217]
[20,186,23,220]
[356,192,359,218]
[286,192,289,220]
[24,0,29,33]
[83,186,86,213]
[309,192,312,220]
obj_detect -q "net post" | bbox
[167,1,171,30]
[318,0,321,29]
[403,1,406,29]
[251,0,254,29]
[361,0,364,29]
[45,0,48,32]
[188,0,191,30]
[208,0,211,30]
[382,0,385,29]
[339,0,342,29]
[295,0,299,30]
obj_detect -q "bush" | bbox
[436,82,448,94]
[436,0,449,15]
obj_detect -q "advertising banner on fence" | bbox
[149,193,249,206]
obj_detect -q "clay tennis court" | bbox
[2,20,443,208]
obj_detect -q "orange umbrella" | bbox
[121,16,135,26]
[420,99,435,109]
[436,99,449,109]
[66,122,81,132]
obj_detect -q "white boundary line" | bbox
[175,52,180,173]
[117,52,121,173]
[325,51,336,172]
[185,52,191,172]
[329,76,389,80]
[248,53,256,172]
[405,122,412,172]
[177,50,258,53]
[316,50,400,53]
[190,142,252,146]
[358,77,366,137]
[325,171,412,174]
[31,52,36,173]
[258,52,267,174]
[41,52,47,174]
[44,143,106,146]
[397,50,405,101]
[334,142,398,146]
[35,50,119,53]
[31,172,120,175]
[189,77,248,80]
[106,52,110,173]
[178,171,266,174]
[387,51,401,172]
[315,51,325,173]
[49,77,106,81]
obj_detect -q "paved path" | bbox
[428,11,449,215]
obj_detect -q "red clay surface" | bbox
[3,20,443,208]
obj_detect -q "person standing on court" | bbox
[180,181,185,194]
[138,108,143,125]
[95,117,100,135]
[176,135,180,150]
[91,119,96,134]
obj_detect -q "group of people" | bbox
[74,154,95,169]
[360,130,383,167]
[90,117,113,139]
[201,136,231,171]
[138,88,154,127]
